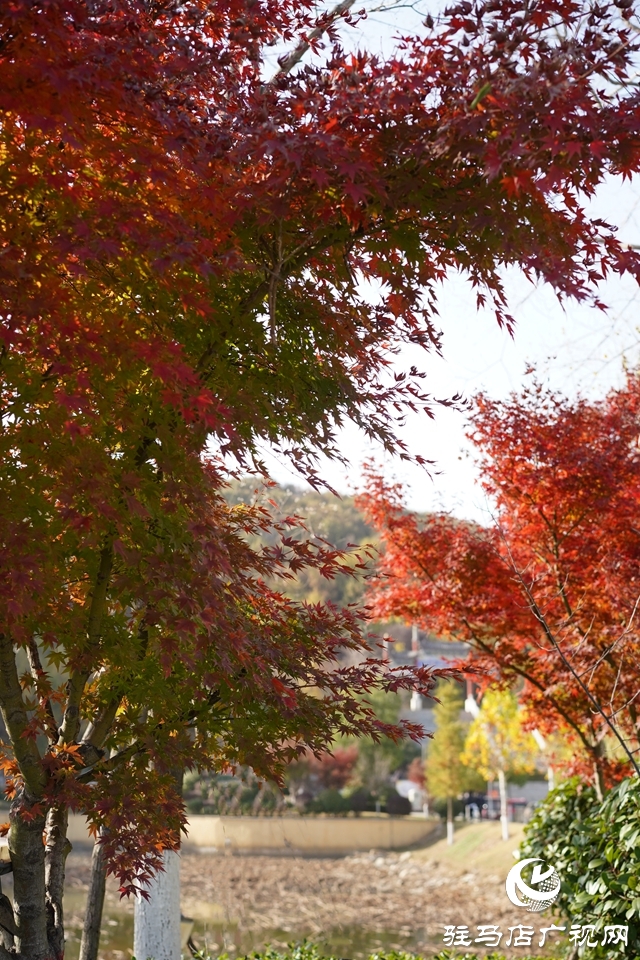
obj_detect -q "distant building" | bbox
[371,623,474,745]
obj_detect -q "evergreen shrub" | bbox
[521,776,640,958]
[185,943,543,960]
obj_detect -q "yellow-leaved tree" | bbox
[425,681,483,844]
[462,687,539,841]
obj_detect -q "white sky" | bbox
[260,2,640,523]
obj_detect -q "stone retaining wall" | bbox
[66,814,440,854]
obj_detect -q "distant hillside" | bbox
[225,478,376,607]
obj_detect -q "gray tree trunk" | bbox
[44,804,71,959]
[9,796,49,959]
[497,768,509,841]
[79,834,108,960]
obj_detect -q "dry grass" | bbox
[61,821,558,959]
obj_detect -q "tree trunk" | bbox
[593,749,606,801]
[497,768,509,841]
[446,795,454,845]
[134,767,183,960]
[44,804,71,959]
[79,833,108,960]
[133,850,181,960]
[9,795,49,960]
[0,876,16,958]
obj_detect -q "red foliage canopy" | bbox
[359,377,640,790]
[3,0,640,473]
[305,745,359,790]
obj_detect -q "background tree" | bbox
[304,746,360,791]
[425,681,476,844]
[225,480,376,607]
[461,687,538,841]
[3,0,640,955]
[343,689,420,803]
[406,756,425,790]
[358,376,640,800]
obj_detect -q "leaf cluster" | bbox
[185,945,543,960]
[461,687,538,781]
[521,776,640,958]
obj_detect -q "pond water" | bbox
[61,891,444,960]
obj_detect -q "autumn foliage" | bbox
[299,745,360,791]
[359,376,640,791]
[3,0,640,955]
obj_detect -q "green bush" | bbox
[385,792,412,816]
[348,788,377,813]
[187,945,543,960]
[306,788,352,814]
[521,776,640,958]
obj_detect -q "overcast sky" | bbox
[260,2,640,522]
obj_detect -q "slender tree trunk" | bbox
[446,795,454,845]
[45,804,71,959]
[497,768,509,841]
[79,833,108,960]
[134,767,183,960]
[593,740,606,801]
[134,850,181,960]
[9,794,49,960]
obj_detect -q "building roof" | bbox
[371,622,469,668]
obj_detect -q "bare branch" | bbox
[267,0,357,85]
[580,594,640,685]
[499,533,640,777]
[459,618,598,761]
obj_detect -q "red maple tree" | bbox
[359,376,640,797]
[3,0,640,955]
[303,745,360,790]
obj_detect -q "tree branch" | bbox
[80,624,150,756]
[76,741,146,784]
[266,0,357,84]
[81,702,120,754]
[59,541,113,744]
[0,634,46,798]
[460,619,598,762]
[503,547,640,777]
[25,639,58,745]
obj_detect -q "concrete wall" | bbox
[67,814,440,855]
